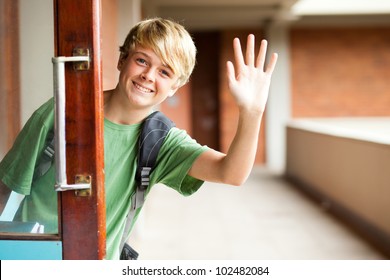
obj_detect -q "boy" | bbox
[0,18,277,259]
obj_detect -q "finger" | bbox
[226,60,236,83]
[265,52,278,74]
[233,37,245,70]
[255,39,268,70]
[245,34,255,67]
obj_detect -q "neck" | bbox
[103,88,152,125]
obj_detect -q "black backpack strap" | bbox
[33,130,55,180]
[134,111,175,208]
[119,111,175,257]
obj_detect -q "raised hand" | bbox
[189,34,278,186]
[226,34,278,115]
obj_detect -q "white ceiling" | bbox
[293,0,390,15]
[142,0,300,30]
[141,0,390,30]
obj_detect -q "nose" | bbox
[141,68,155,82]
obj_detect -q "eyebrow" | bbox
[134,51,150,59]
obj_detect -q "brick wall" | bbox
[291,27,390,117]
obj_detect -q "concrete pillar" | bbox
[265,23,292,173]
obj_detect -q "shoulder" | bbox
[165,127,195,145]
[162,127,209,156]
[36,98,54,118]
[35,97,54,113]
[27,98,54,130]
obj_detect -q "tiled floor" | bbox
[130,166,386,260]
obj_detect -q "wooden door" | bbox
[0,0,105,260]
[54,0,105,259]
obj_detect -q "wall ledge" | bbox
[287,117,390,145]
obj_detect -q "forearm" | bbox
[219,109,263,185]
[189,109,263,186]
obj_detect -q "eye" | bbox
[160,69,171,77]
[136,57,147,65]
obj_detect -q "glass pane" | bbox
[0,0,56,235]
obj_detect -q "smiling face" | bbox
[109,18,196,122]
[119,18,196,89]
[116,46,180,111]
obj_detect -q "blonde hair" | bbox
[119,18,197,87]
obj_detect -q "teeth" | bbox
[134,82,152,93]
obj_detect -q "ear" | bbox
[117,54,125,71]
[168,84,180,97]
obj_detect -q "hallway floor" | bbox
[130,166,386,260]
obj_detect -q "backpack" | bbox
[34,111,175,260]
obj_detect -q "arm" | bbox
[189,35,278,186]
[0,180,12,215]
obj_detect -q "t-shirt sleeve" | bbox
[0,99,54,195]
[151,127,209,196]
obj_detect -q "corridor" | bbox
[131,167,386,260]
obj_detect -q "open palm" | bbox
[227,34,278,114]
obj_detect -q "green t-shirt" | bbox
[0,98,208,259]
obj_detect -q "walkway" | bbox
[130,166,386,260]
